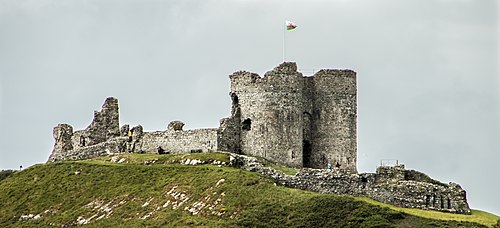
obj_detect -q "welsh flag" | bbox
[286,20,297,30]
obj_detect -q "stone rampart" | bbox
[229,153,470,214]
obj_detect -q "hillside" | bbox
[1,153,498,227]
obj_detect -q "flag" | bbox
[286,20,297,30]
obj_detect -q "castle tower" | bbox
[228,63,305,167]
[224,62,357,171]
[307,69,357,172]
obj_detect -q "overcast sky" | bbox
[0,0,498,215]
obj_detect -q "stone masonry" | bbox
[229,153,470,214]
[47,62,470,214]
[49,62,356,171]
[218,62,357,171]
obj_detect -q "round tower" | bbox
[229,62,304,167]
[310,69,357,172]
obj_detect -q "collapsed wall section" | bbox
[217,93,242,153]
[48,97,121,162]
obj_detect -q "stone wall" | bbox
[48,97,121,162]
[216,92,242,153]
[230,153,470,214]
[49,137,128,162]
[48,124,74,162]
[134,124,218,154]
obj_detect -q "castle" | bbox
[48,62,470,214]
[49,62,357,172]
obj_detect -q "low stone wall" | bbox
[229,154,470,214]
[137,128,218,154]
[48,137,128,162]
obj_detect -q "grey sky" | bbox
[0,0,498,215]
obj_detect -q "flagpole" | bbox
[283,20,286,62]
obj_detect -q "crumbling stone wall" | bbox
[83,97,120,146]
[217,93,242,153]
[135,122,218,154]
[48,98,124,162]
[230,153,470,214]
[48,100,218,161]
[48,124,74,162]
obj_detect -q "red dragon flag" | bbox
[286,20,297,30]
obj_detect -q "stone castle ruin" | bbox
[48,62,470,214]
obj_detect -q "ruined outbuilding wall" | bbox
[136,127,218,154]
[48,97,121,162]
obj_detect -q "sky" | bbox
[0,0,498,215]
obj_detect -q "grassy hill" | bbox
[1,153,498,227]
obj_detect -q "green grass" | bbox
[253,155,300,176]
[88,152,230,165]
[0,153,497,227]
[357,196,500,227]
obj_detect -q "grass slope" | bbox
[0,153,498,227]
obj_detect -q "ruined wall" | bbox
[231,153,470,214]
[217,93,242,153]
[83,97,120,146]
[48,124,74,162]
[135,124,218,154]
[48,97,121,162]
[229,62,305,167]
[49,137,128,161]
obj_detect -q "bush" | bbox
[493,219,500,228]
[0,170,15,182]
